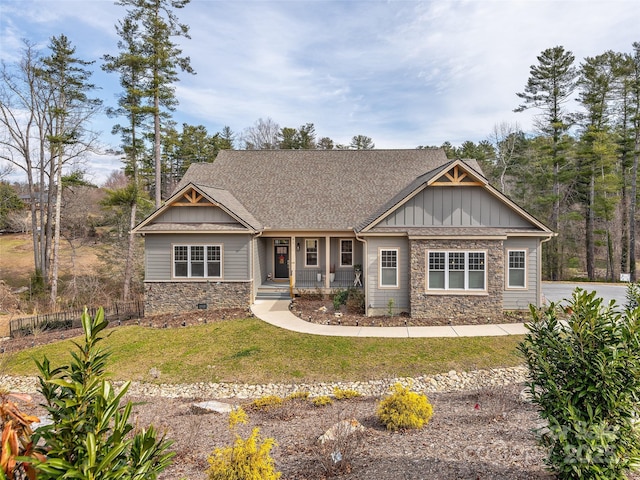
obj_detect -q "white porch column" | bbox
[325,235,330,288]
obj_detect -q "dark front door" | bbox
[274,245,289,279]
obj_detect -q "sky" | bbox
[1,0,639,185]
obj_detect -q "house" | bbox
[133,149,554,323]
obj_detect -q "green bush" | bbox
[377,383,433,431]
[31,307,173,479]
[332,289,349,310]
[519,289,640,479]
[345,288,365,314]
[207,407,280,480]
[626,281,640,310]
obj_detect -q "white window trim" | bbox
[379,248,399,289]
[172,244,223,279]
[506,249,528,289]
[339,239,353,267]
[426,250,487,292]
[305,238,319,267]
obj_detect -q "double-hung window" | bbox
[427,251,485,291]
[380,249,398,287]
[173,245,222,278]
[340,239,353,267]
[507,250,526,288]
[305,239,318,266]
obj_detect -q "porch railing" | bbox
[294,270,361,289]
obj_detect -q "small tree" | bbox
[31,307,173,479]
[519,289,640,479]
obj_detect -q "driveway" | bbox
[541,281,628,308]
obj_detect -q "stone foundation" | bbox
[144,281,252,315]
[409,239,504,324]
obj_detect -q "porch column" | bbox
[325,235,330,288]
[291,236,296,288]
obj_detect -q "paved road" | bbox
[542,281,628,307]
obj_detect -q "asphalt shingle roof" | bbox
[176,149,460,231]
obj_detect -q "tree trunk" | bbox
[122,201,137,301]
[154,94,162,209]
[631,148,638,282]
[50,152,63,308]
[586,173,595,280]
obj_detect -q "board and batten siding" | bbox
[380,187,532,228]
[153,204,240,224]
[254,237,267,289]
[503,238,540,310]
[145,233,251,281]
[365,237,410,316]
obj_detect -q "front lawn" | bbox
[3,317,524,384]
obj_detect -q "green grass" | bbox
[3,318,525,385]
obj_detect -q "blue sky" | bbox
[1,0,639,185]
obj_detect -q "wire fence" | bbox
[9,300,144,338]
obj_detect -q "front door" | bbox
[274,245,289,279]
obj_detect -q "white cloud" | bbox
[2,0,639,178]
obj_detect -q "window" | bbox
[427,251,485,291]
[508,250,526,288]
[173,245,222,278]
[380,249,398,287]
[305,239,318,266]
[340,239,353,266]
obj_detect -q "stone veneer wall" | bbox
[410,239,504,325]
[144,281,252,315]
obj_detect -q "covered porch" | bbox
[260,235,364,290]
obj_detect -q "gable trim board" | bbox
[136,149,553,321]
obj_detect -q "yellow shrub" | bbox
[332,387,362,400]
[248,395,284,411]
[285,391,310,401]
[312,395,333,407]
[207,408,281,480]
[376,383,433,431]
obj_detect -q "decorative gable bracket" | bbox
[173,188,214,207]
[430,164,484,187]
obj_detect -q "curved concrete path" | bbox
[251,299,528,338]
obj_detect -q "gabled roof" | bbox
[133,182,262,233]
[359,159,552,235]
[173,149,454,231]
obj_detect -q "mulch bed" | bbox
[290,296,529,327]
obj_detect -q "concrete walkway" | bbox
[250,299,528,338]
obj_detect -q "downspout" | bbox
[355,232,369,317]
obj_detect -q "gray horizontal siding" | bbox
[381,187,532,228]
[145,233,251,281]
[155,205,240,224]
[366,237,410,315]
[503,238,539,310]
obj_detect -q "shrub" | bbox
[345,288,365,314]
[286,391,310,401]
[332,289,349,311]
[248,395,284,411]
[312,396,333,407]
[0,391,43,479]
[332,387,362,400]
[518,288,640,479]
[207,407,281,480]
[31,307,174,479]
[377,382,433,431]
[626,281,640,310]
